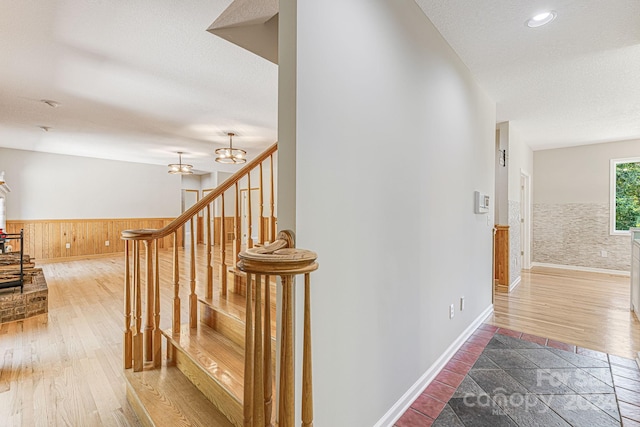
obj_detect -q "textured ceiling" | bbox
[1,1,638,172]
[0,0,278,173]
[416,0,640,150]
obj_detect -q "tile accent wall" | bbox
[509,200,521,286]
[533,203,630,271]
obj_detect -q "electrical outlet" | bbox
[449,304,455,319]
[65,243,71,249]
[601,250,608,258]
[460,297,465,311]
[105,240,110,246]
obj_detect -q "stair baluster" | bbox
[123,240,132,369]
[243,270,254,427]
[153,239,161,367]
[280,274,294,426]
[238,230,318,427]
[144,240,153,361]
[259,163,264,245]
[234,182,241,268]
[133,241,143,372]
[263,274,273,425]
[220,193,228,296]
[172,230,180,334]
[189,217,197,328]
[247,171,253,249]
[269,154,276,243]
[206,203,213,299]
[302,272,314,427]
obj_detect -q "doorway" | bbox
[519,172,531,270]
[182,189,200,246]
[239,188,261,247]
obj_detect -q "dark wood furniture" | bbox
[0,229,24,292]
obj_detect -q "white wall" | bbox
[533,139,640,271]
[284,1,496,425]
[505,123,533,282]
[180,174,202,191]
[495,123,509,225]
[0,147,181,219]
[201,172,216,190]
[534,139,640,204]
[508,126,533,203]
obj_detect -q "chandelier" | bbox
[215,132,246,164]
[168,152,193,174]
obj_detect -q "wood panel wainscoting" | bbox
[5,218,182,261]
[214,217,236,243]
[494,225,510,292]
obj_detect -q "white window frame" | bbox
[610,157,640,235]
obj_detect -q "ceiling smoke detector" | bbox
[40,99,60,108]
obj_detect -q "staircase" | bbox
[120,144,318,427]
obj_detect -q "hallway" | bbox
[490,267,640,358]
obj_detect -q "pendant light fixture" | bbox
[168,152,193,174]
[215,132,246,164]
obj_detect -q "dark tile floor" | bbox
[396,325,640,426]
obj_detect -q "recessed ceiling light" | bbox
[526,10,557,28]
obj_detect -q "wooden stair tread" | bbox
[199,278,277,338]
[124,366,234,427]
[198,291,250,321]
[163,324,245,402]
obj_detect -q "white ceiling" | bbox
[416,0,640,150]
[0,1,638,173]
[0,0,278,173]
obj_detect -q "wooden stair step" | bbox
[198,290,250,322]
[163,324,245,426]
[124,366,234,427]
[198,298,246,350]
[199,294,277,346]
[200,274,277,330]
[198,299,277,378]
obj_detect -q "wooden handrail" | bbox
[121,143,277,241]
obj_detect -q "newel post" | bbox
[238,230,318,427]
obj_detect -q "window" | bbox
[611,157,640,234]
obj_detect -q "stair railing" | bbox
[238,230,318,427]
[121,142,277,372]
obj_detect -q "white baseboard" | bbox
[374,304,494,427]
[509,276,521,292]
[531,262,629,277]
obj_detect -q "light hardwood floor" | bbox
[488,266,640,359]
[0,255,142,426]
[0,244,267,426]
